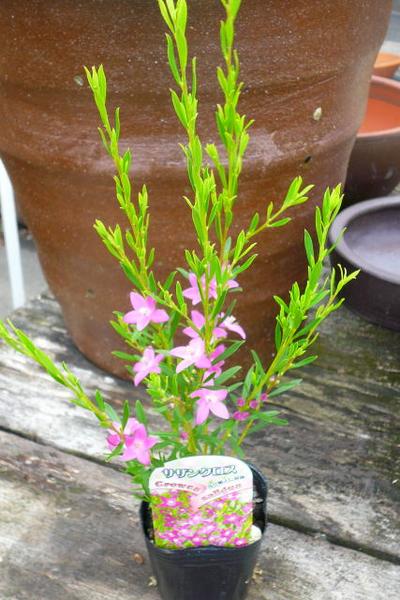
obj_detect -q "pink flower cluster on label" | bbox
[151,489,253,549]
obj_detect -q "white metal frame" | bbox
[0,159,25,309]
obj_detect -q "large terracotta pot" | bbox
[0,1,391,377]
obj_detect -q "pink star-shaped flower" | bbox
[203,344,226,380]
[133,346,164,386]
[170,338,211,373]
[182,273,218,306]
[123,292,169,331]
[106,417,140,450]
[120,424,157,465]
[190,387,229,425]
[219,313,246,339]
[233,410,250,421]
[227,278,239,290]
[182,310,226,340]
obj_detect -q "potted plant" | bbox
[0,1,357,598]
[0,0,389,378]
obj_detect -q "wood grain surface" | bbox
[0,292,399,598]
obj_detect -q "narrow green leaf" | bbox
[269,379,302,398]
[135,400,147,425]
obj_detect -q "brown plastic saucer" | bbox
[329,196,400,330]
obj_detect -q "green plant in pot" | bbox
[0,1,357,598]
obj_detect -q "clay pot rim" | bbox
[374,51,400,70]
[329,196,400,286]
[357,75,400,139]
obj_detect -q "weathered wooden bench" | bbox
[0,292,399,599]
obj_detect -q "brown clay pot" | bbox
[0,1,391,378]
[345,76,400,205]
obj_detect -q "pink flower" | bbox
[219,314,246,339]
[183,273,218,306]
[236,397,245,407]
[106,417,140,450]
[260,392,268,403]
[120,424,157,465]
[228,279,239,289]
[191,535,203,546]
[203,344,226,380]
[224,514,245,526]
[233,411,250,421]
[200,524,215,535]
[192,514,203,525]
[180,431,189,442]
[160,497,182,508]
[234,538,248,547]
[182,310,204,338]
[123,292,169,331]
[133,347,164,386]
[178,528,194,538]
[249,400,258,409]
[183,310,226,340]
[190,388,229,424]
[221,529,234,539]
[170,338,211,373]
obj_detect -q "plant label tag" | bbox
[149,455,254,548]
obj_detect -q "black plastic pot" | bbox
[140,466,267,600]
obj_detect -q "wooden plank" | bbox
[0,430,399,600]
[0,293,399,560]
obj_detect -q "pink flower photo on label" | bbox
[150,484,253,550]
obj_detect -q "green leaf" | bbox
[112,350,141,362]
[269,379,302,398]
[215,341,244,363]
[105,442,124,462]
[250,350,264,373]
[269,217,291,228]
[170,89,187,127]
[274,321,282,350]
[304,230,315,266]
[104,403,120,423]
[166,34,181,85]
[122,400,130,426]
[95,390,105,411]
[291,355,318,369]
[214,366,242,385]
[163,271,177,290]
[135,399,147,425]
